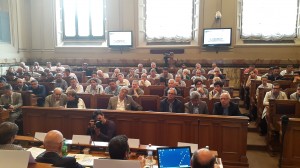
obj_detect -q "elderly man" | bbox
[111,68,121,78]
[64,69,78,82]
[290,84,300,101]
[150,62,159,73]
[191,148,216,168]
[213,93,241,116]
[207,62,222,75]
[192,63,206,75]
[36,130,84,168]
[164,79,182,96]
[128,80,144,97]
[127,68,139,79]
[13,78,28,91]
[147,68,160,80]
[209,81,228,100]
[29,80,46,106]
[160,88,183,113]
[19,62,29,72]
[96,70,109,79]
[174,74,186,87]
[208,67,225,80]
[0,122,23,150]
[0,85,23,122]
[134,63,147,74]
[139,73,151,87]
[53,73,68,91]
[185,91,208,114]
[46,62,57,71]
[44,88,67,107]
[191,70,207,82]
[104,80,122,96]
[107,86,142,111]
[33,62,44,72]
[66,77,84,93]
[116,74,130,86]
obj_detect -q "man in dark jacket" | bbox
[160,88,183,113]
[213,93,241,116]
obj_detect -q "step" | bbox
[248,121,258,132]
[247,132,267,151]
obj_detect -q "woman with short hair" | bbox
[66,89,86,109]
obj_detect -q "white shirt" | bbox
[116,97,125,110]
[116,79,130,86]
[138,80,151,87]
[85,84,104,94]
[66,84,84,93]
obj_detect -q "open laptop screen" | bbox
[157,146,191,168]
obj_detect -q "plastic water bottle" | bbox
[61,139,68,156]
[145,150,153,168]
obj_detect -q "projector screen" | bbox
[108,31,133,48]
[203,28,232,47]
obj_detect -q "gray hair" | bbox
[168,79,175,84]
[190,91,200,100]
[53,87,63,93]
[168,88,177,95]
[120,86,130,92]
[220,92,231,99]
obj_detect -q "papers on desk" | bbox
[67,154,105,167]
[34,132,47,142]
[128,138,140,148]
[72,135,91,145]
[27,147,46,159]
[0,150,32,168]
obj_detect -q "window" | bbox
[240,0,299,41]
[59,0,105,41]
[142,0,195,44]
[0,0,11,43]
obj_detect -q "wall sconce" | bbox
[215,11,222,20]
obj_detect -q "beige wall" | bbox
[1,0,300,66]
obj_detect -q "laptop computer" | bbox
[93,159,140,168]
[157,146,191,168]
[0,150,33,168]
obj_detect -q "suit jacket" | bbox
[164,87,182,96]
[13,84,29,91]
[107,96,143,111]
[44,94,68,107]
[184,101,208,114]
[290,92,300,101]
[0,92,23,110]
[36,152,84,168]
[213,101,241,116]
[160,98,183,113]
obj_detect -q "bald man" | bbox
[213,93,241,116]
[44,88,68,107]
[36,130,84,168]
[191,148,216,168]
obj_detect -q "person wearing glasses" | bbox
[138,73,151,87]
[261,83,287,135]
[160,88,183,113]
[36,130,84,168]
[44,88,67,107]
[290,84,300,102]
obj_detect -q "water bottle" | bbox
[145,150,153,168]
[61,139,68,156]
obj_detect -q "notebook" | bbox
[157,146,191,168]
[0,150,33,168]
[93,159,140,168]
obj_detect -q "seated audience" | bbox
[46,62,57,71]
[134,63,147,74]
[208,67,225,80]
[209,81,228,100]
[213,93,241,116]
[185,91,208,114]
[85,78,104,94]
[96,70,109,79]
[138,73,151,87]
[16,67,25,76]
[0,122,23,150]
[111,68,121,78]
[6,66,16,76]
[108,135,130,160]
[116,74,130,86]
[13,78,29,91]
[5,72,17,82]
[263,67,273,77]
[174,74,186,87]
[44,88,67,107]
[87,110,116,142]
[128,80,144,97]
[192,63,205,75]
[18,62,29,72]
[256,76,273,99]
[0,79,6,91]
[78,63,93,76]
[29,80,46,106]
[280,64,294,76]
[159,67,174,82]
[164,79,182,96]
[290,84,300,101]
[181,69,191,80]
[0,85,23,122]
[210,77,221,88]
[66,89,86,109]
[66,77,84,93]
[38,72,48,82]
[147,68,160,80]
[53,73,68,91]
[33,62,44,72]
[23,73,35,83]
[191,148,215,168]
[86,76,102,85]
[207,62,222,75]
[36,130,84,168]
[243,64,258,74]
[56,67,64,74]
[150,62,159,73]
[293,71,300,83]
[245,71,261,109]
[127,68,139,79]
[56,62,65,71]
[267,66,284,81]
[107,86,142,111]
[160,88,183,113]
[192,69,207,82]
[261,83,287,134]
[190,79,208,98]
[64,69,78,82]
[177,64,187,75]
[104,80,122,96]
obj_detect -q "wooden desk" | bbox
[28,163,52,168]
[22,106,249,167]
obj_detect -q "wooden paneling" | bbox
[22,107,249,167]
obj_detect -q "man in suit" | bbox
[160,88,183,113]
[0,85,23,122]
[44,88,68,107]
[28,80,46,106]
[107,86,143,111]
[213,93,241,116]
[13,78,29,91]
[290,84,300,102]
[185,91,208,114]
[164,79,182,96]
[36,130,84,168]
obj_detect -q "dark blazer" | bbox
[213,101,241,116]
[36,152,84,168]
[184,101,208,114]
[164,87,182,96]
[107,96,143,111]
[13,84,29,91]
[29,85,46,97]
[160,98,183,113]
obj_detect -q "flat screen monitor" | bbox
[157,146,191,168]
[203,28,232,47]
[108,31,133,48]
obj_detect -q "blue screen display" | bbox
[157,147,191,168]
